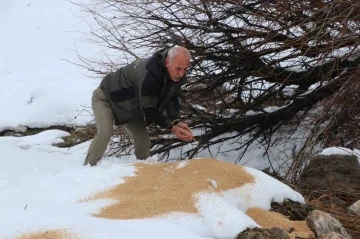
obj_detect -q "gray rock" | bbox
[318,232,346,239]
[306,210,352,239]
[348,200,360,216]
[299,155,360,196]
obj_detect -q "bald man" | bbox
[84,46,193,166]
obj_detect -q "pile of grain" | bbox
[84,157,313,238]
[246,207,314,239]
[86,158,255,219]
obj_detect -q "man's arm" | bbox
[166,93,181,122]
[140,72,173,129]
[142,108,173,129]
[165,92,193,138]
[139,71,192,141]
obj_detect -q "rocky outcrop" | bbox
[306,210,352,239]
[348,200,360,216]
[298,154,360,198]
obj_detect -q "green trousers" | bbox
[84,87,151,166]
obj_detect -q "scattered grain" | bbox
[85,158,255,219]
[246,207,314,239]
[15,229,77,239]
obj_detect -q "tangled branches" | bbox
[74,0,360,173]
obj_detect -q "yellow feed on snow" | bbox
[16,229,78,239]
[246,207,314,239]
[86,158,255,219]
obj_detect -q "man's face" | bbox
[165,55,190,82]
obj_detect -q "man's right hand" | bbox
[171,125,193,141]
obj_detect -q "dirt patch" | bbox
[55,125,97,148]
[84,158,255,219]
[271,199,313,221]
[246,207,314,239]
[236,227,290,239]
[0,125,73,137]
[15,229,77,239]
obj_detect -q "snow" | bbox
[0,1,357,238]
[0,0,97,132]
[0,132,304,239]
[320,147,360,164]
[0,129,70,149]
[193,104,208,112]
[320,146,355,156]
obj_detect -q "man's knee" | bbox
[96,125,113,141]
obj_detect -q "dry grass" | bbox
[55,124,97,148]
[305,192,360,238]
[266,170,360,238]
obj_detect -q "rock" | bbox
[306,210,352,239]
[298,155,360,197]
[318,232,346,239]
[349,200,360,215]
[236,227,289,239]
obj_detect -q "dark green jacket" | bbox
[100,48,186,129]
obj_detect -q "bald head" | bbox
[167,46,191,63]
[166,46,191,82]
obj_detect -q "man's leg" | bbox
[124,117,151,159]
[84,87,114,166]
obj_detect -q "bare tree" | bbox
[72,0,360,177]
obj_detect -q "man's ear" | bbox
[165,57,170,68]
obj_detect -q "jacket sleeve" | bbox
[140,72,173,129]
[166,92,181,121]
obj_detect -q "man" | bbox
[84,46,193,166]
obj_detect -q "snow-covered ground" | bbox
[0,130,307,239]
[0,0,97,131]
[0,1,359,238]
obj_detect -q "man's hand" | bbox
[175,122,192,134]
[171,125,193,141]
